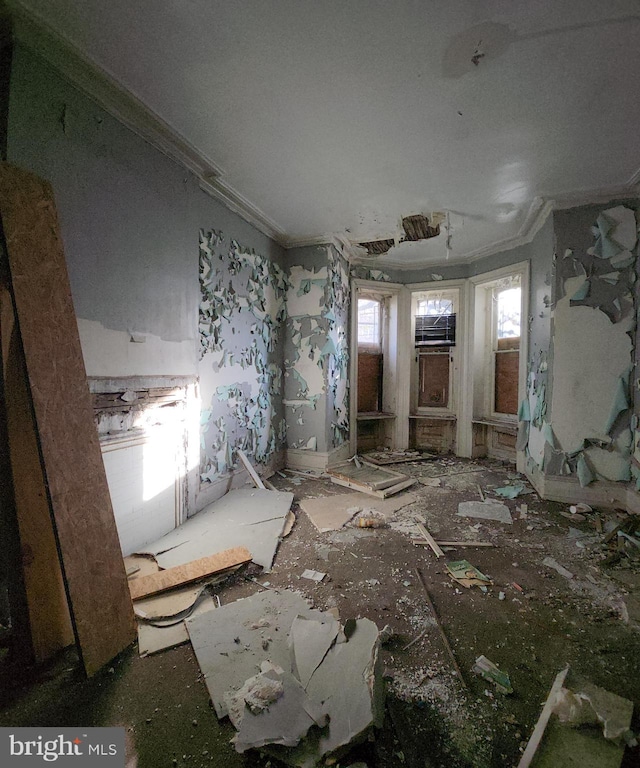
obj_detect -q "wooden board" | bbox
[327,461,408,491]
[495,348,519,415]
[330,474,416,498]
[237,449,265,489]
[129,547,252,600]
[0,272,74,660]
[357,352,382,412]
[0,163,135,676]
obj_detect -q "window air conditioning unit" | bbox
[414,314,456,347]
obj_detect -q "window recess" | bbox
[492,284,521,416]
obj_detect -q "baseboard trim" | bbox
[526,462,640,514]
[286,442,351,472]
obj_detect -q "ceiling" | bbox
[11,0,640,266]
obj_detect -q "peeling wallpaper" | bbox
[199,230,288,481]
[198,235,351,481]
[284,244,350,453]
[521,203,639,488]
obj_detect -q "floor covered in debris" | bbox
[2,456,640,768]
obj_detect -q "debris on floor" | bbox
[362,449,436,465]
[185,589,384,765]
[327,461,417,498]
[457,499,513,524]
[300,491,417,532]
[518,666,635,768]
[472,655,513,694]
[5,455,640,768]
[136,487,294,571]
[128,547,251,600]
[493,483,526,499]
[301,569,326,582]
[446,559,493,589]
[542,556,574,580]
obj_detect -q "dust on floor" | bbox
[1,456,639,768]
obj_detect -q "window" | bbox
[417,297,454,316]
[357,297,383,413]
[496,287,521,339]
[493,284,521,415]
[357,298,381,349]
[414,290,458,412]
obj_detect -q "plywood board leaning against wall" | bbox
[0,267,74,661]
[0,163,135,676]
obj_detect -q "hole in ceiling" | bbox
[359,238,396,256]
[401,215,441,242]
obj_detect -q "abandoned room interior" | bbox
[1,1,640,767]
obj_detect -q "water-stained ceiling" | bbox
[10,0,640,266]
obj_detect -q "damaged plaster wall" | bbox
[8,44,287,517]
[198,232,287,480]
[285,244,350,454]
[7,44,284,379]
[544,202,639,486]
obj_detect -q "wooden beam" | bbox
[415,568,467,689]
[237,449,266,490]
[517,666,570,768]
[412,539,495,548]
[129,547,252,601]
[414,523,445,558]
[0,163,136,676]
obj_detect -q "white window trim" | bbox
[411,282,463,421]
[461,262,530,457]
[489,281,522,420]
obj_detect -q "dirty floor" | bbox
[1,457,639,768]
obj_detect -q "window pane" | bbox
[358,299,380,345]
[417,298,453,316]
[497,287,521,339]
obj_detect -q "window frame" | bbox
[489,278,522,420]
[413,288,459,416]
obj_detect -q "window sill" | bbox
[472,417,518,434]
[410,413,456,421]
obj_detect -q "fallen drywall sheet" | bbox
[133,584,207,622]
[457,500,513,524]
[289,614,341,687]
[187,588,382,766]
[300,492,418,532]
[554,680,634,743]
[270,617,383,767]
[186,590,327,718]
[229,667,329,753]
[137,488,293,572]
[137,595,215,657]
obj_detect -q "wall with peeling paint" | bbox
[8,45,284,378]
[198,232,287,480]
[8,44,288,506]
[547,202,639,487]
[285,243,350,455]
